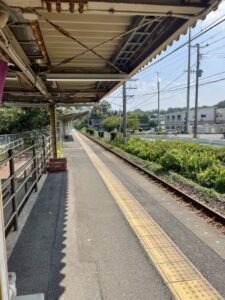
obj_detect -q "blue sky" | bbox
[106,1,225,112]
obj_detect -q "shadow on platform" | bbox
[8,171,69,299]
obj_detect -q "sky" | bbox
[105,0,225,112]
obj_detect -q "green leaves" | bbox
[0,107,49,134]
[160,149,183,172]
[102,116,120,132]
[113,137,225,194]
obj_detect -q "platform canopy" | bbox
[0,0,222,107]
[61,110,88,122]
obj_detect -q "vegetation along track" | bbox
[81,132,225,229]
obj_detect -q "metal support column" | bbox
[49,102,57,157]
[8,149,18,231]
[0,184,10,300]
[122,82,127,142]
[194,44,200,139]
[157,73,160,133]
[186,28,191,133]
[32,142,38,192]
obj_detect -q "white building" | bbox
[162,107,225,133]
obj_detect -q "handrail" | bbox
[1,135,53,236]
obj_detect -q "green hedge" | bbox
[86,128,94,135]
[113,137,225,194]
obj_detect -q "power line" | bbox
[137,70,225,96]
[128,74,225,110]
[139,14,225,75]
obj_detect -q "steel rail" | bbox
[82,132,225,227]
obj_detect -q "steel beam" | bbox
[37,1,208,19]
[0,26,50,97]
[45,73,128,82]
[85,2,204,18]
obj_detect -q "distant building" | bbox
[90,117,102,129]
[161,107,225,133]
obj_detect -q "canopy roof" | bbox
[61,111,89,122]
[0,0,221,107]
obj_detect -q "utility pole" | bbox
[119,109,122,133]
[194,43,200,138]
[186,28,191,133]
[122,82,127,142]
[157,72,160,133]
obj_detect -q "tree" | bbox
[149,119,157,128]
[127,115,139,130]
[102,116,120,131]
[90,100,112,118]
[0,107,49,134]
[131,109,150,124]
[0,107,23,134]
[74,117,88,130]
[217,100,225,108]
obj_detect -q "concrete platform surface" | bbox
[7,133,225,300]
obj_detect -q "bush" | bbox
[98,131,104,138]
[181,152,216,180]
[197,164,222,188]
[110,132,117,141]
[105,137,225,194]
[215,169,225,193]
[160,149,183,172]
[86,128,94,135]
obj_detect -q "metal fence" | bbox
[0,138,24,161]
[0,136,52,236]
[0,129,50,145]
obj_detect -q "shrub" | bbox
[110,132,117,141]
[215,169,225,193]
[106,136,225,194]
[181,152,216,180]
[197,164,221,188]
[86,128,94,135]
[160,149,183,172]
[98,131,104,138]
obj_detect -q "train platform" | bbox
[7,131,225,300]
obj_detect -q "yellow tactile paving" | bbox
[169,279,223,300]
[133,225,165,236]
[75,132,223,300]
[141,234,173,249]
[145,245,186,264]
[158,261,201,282]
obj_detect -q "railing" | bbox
[0,138,24,161]
[0,136,52,236]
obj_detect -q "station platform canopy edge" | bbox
[0,0,222,107]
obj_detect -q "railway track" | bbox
[82,132,225,228]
